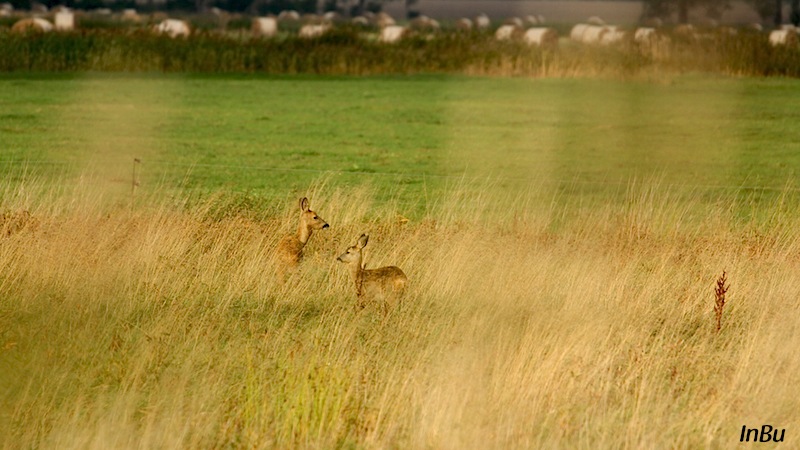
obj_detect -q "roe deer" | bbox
[337,233,407,313]
[276,197,329,267]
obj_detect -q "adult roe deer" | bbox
[277,197,329,267]
[337,233,407,313]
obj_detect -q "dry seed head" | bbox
[714,270,729,332]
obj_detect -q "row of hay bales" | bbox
[5,7,800,49]
[566,20,797,47]
[488,19,799,50]
[369,13,539,43]
[8,10,150,34]
[4,7,427,40]
[256,12,494,43]
[376,16,441,43]
[490,23,667,49]
[5,11,212,37]
[570,23,628,45]
[3,7,502,34]
[9,6,76,32]
[494,25,558,48]
[569,23,739,46]
[4,7,188,33]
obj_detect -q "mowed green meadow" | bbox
[3,74,800,205]
[2,74,800,449]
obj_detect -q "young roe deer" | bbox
[337,233,407,313]
[276,197,329,267]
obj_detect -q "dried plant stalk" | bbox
[714,271,729,332]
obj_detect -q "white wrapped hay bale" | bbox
[456,18,472,31]
[323,11,341,22]
[252,17,277,37]
[570,23,590,41]
[634,27,655,43]
[769,29,798,46]
[380,25,407,43]
[154,19,190,38]
[351,16,369,26]
[504,16,523,27]
[600,27,626,45]
[635,26,671,59]
[375,12,395,28]
[495,24,522,41]
[121,9,141,23]
[298,23,330,38]
[11,18,53,33]
[582,25,607,43]
[278,10,300,22]
[409,15,440,31]
[474,13,490,30]
[54,10,75,31]
[523,27,558,48]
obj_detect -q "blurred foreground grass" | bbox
[1,177,799,448]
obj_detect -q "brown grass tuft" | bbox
[714,270,729,332]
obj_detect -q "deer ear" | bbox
[300,197,310,212]
[357,234,369,248]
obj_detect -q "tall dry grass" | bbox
[2,177,800,449]
[1,27,799,77]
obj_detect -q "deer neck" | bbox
[348,256,365,296]
[296,221,312,246]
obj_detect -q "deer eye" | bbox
[313,216,318,220]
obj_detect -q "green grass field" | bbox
[3,74,800,210]
[2,74,800,448]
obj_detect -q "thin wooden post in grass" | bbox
[132,158,141,210]
[714,271,729,332]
